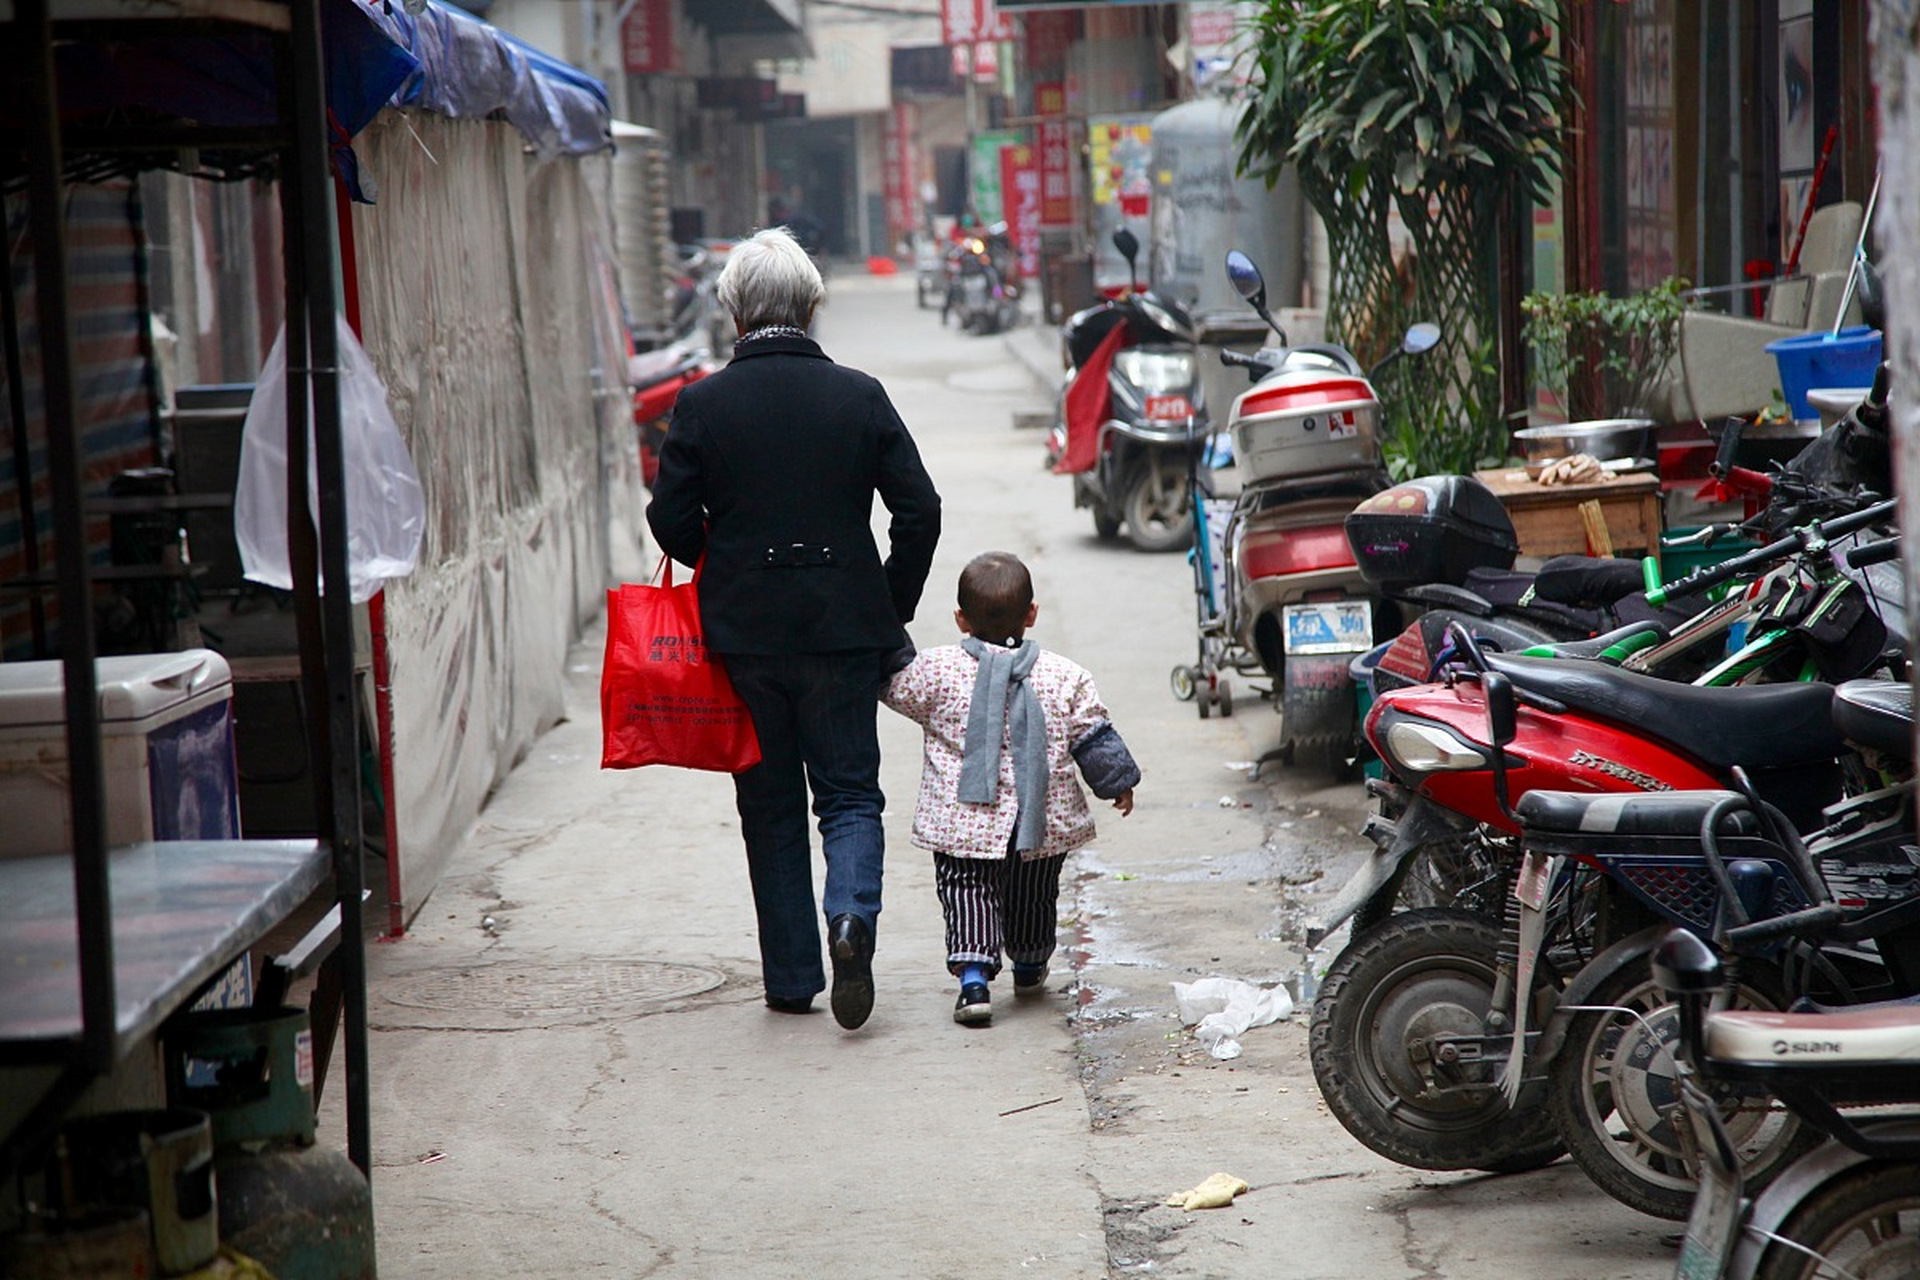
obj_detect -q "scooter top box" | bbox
[1229,370,1382,481]
[1344,474,1520,588]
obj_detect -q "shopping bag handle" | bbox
[652,551,707,586]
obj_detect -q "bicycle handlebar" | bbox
[1644,497,1899,608]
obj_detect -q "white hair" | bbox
[716,226,825,330]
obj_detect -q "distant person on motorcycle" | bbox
[647,226,943,1031]
[882,551,1140,1027]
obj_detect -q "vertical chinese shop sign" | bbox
[999,143,1040,277]
[883,103,919,246]
[1035,82,1072,227]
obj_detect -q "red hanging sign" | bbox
[621,0,675,75]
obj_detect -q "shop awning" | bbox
[0,0,610,173]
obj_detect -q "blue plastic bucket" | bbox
[1765,326,1882,421]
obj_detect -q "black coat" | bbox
[646,335,942,655]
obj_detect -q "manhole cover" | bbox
[374,960,727,1029]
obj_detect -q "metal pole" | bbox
[19,0,115,1071]
[286,0,373,1176]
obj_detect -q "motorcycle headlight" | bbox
[1379,715,1489,773]
[1113,349,1197,395]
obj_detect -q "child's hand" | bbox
[1112,788,1135,816]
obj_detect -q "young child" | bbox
[883,551,1140,1026]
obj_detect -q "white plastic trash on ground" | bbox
[1172,977,1293,1060]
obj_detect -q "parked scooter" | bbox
[1047,228,1208,553]
[1188,248,1438,770]
[1659,927,1920,1278]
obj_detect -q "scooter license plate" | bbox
[1282,601,1372,655]
[1145,394,1193,421]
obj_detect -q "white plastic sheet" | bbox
[1172,977,1294,1061]
[233,311,425,604]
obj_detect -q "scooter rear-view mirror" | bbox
[1113,227,1140,292]
[1224,250,1265,309]
[1402,322,1441,355]
[1482,670,1518,750]
[1481,670,1518,821]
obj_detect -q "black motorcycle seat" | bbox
[1514,788,1762,837]
[1483,652,1844,769]
[1832,679,1913,758]
[1531,555,1647,606]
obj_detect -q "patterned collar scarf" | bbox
[737,324,809,344]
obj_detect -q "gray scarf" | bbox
[958,636,1048,854]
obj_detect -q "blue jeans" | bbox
[725,650,887,1000]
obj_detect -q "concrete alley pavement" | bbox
[354,273,1676,1278]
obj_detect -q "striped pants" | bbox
[933,850,1065,977]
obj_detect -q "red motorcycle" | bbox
[1306,625,1854,1173]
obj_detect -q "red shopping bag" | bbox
[600,556,761,772]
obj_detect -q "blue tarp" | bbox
[357,0,612,160]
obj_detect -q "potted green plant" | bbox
[1520,277,1689,423]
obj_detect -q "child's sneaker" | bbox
[953,981,992,1026]
[1012,963,1050,997]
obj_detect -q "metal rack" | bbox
[0,0,373,1183]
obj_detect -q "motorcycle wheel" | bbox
[1547,962,1814,1221]
[1752,1164,1920,1280]
[1310,907,1563,1172]
[1122,455,1195,553]
[1092,507,1123,541]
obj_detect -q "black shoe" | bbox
[828,914,874,1030]
[953,981,992,1026]
[1012,964,1050,997]
[765,993,815,1015]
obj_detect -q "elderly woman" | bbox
[646,226,942,1031]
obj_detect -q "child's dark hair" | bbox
[957,551,1033,647]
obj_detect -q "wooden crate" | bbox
[1472,467,1663,561]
